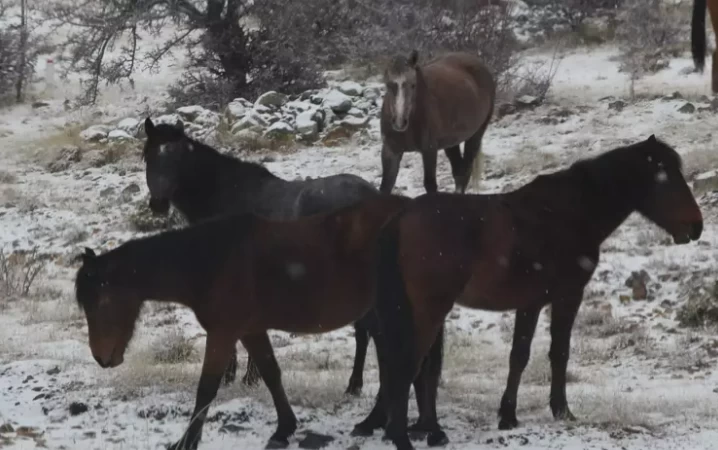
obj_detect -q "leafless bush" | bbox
[676,276,718,329]
[0,247,45,299]
[521,0,623,42]
[616,0,686,98]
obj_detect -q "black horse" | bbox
[142,117,378,395]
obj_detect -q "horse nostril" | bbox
[94,355,108,368]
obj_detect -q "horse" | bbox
[74,193,410,450]
[691,0,718,92]
[142,117,379,395]
[353,135,703,450]
[379,50,495,195]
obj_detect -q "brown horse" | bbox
[354,136,703,450]
[379,50,495,195]
[692,0,718,92]
[74,194,409,450]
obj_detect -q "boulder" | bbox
[108,129,134,141]
[295,110,319,140]
[226,98,252,122]
[264,121,295,140]
[176,105,207,122]
[337,81,364,97]
[80,125,110,142]
[322,90,353,114]
[256,91,288,108]
[116,118,141,136]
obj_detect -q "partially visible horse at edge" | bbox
[74,194,411,450]
[379,50,495,195]
[692,0,718,92]
[142,118,379,395]
[354,135,703,450]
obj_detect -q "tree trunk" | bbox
[205,0,250,94]
[15,0,27,103]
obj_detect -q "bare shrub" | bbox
[616,0,686,98]
[152,330,198,365]
[0,247,45,300]
[521,0,623,42]
[676,276,718,329]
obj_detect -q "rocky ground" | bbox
[1,46,718,450]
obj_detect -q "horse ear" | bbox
[77,247,96,265]
[177,120,185,133]
[647,134,657,143]
[145,118,155,137]
[408,49,419,68]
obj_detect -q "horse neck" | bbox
[175,147,281,222]
[573,166,638,245]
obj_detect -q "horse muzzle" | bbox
[672,221,703,244]
[149,197,171,215]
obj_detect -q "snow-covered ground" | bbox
[2,33,718,450]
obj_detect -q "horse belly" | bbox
[456,268,545,312]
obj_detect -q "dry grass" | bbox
[28,123,88,161]
[0,170,17,184]
[491,143,560,180]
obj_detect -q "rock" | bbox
[152,114,183,128]
[116,118,141,136]
[80,125,109,142]
[284,101,314,114]
[693,170,718,194]
[100,187,115,198]
[264,121,295,140]
[322,90,353,114]
[346,107,365,118]
[678,103,696,114]
[69,402,88,416]
[192,109,221,128]
[515,95,540,108]
[362,86,383,102]
[32,101,50,109]
[338,115,370,130]
[231,114,267,134]
[254,104,273,115]
[321,124,356,146]
[108,129,133,140]
[176,105,207,122]
[298,431,334,449]
[255,91,288,108]
[497,102,517,118]
[337,81,364,97]
[233,129,261,141]
[121,183,141,203]
[46,366,61,376]
[295,110,319,139]
[608,100,627,112]
[625,270,651,300]
[47,146,82,173]
[226,98,252,122]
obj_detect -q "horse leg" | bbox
[460,117,491,194]
[346,320,370,396]
[709,0,718,92]
[498,307,542,430]
[168,332,235,450]
[408,325,448,447]
[223,346,238,385]
[240,332,297,449]
[352,312,389,436]
[380,145,404,194]
[549,295,582,422]
[444,146,464,193]
[241,356,261,387]
[421,151,438,194]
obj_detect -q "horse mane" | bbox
[181,134,278,181]
[75,213,256,309]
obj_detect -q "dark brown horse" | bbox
[74,194,409,450]
[354,136,703,450]
[379,50,495,195]
[692,0,718,92]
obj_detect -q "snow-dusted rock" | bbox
[231,113,267,134]
[108,129,134,140]
[264,121,295,139]
[226,98,251,122]
[80,125,110,142]
[176,105,207,122]
[256,91,288,108]
[152,114,183,128]
[322,90,353,114]
[295,110,319,137]
[338,81,364,97]
[116,118,141,136]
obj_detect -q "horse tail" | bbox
[692,0,708,72]
[469,97,494,192]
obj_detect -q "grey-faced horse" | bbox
[379,50,495,195]
[142,118,378,395]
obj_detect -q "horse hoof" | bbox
[554,409,577,422]
[265,438,289,449]
[383,434,414,450]
[351,423,374,437]
[427,430,449,447]
[344,384,362,397]
[166,441,196,450]
[498,417,518,430]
